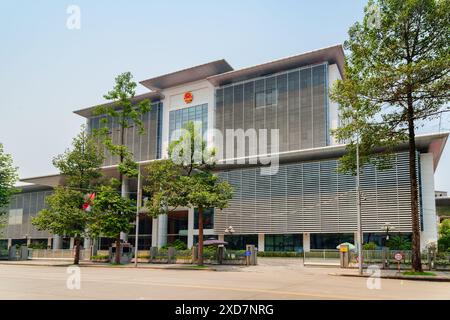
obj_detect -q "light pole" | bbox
[134,164,142,267]
[356,131,363,275]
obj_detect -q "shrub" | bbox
[257,251,303,257]
[161,239,187,251]
[91,254,109,261]
[363,242,378,250]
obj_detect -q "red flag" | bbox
[82,193,95,212]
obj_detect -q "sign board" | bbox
[394,252,403,261]
[339,246,348,253]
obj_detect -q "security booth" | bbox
[109,243,133,264]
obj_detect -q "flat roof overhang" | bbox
[215,132,449,171]
[140,59,234,91]
[73,91,165,118]
[207,44,345,87]
[436,197,450,207]
[19,132,448,187]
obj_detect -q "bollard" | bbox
[339,245,349,268]
[191,246,198,262]
[168,247,176,264]
[149,247,158,262]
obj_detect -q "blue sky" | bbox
[0,0,449,191]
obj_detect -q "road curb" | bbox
[0,261,218,271]
[330,272,450,282]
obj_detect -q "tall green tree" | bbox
[32,126,103,264]
[332,0,449,271]
[93,72,150,259]
[0,143,19,233]
[144,122,233,265]
[88,182,135,264]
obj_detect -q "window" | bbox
[224,235,258,250]
[169,104,208,142]
[255,90,266,108]
[8,209,23,225]
[265,88,277,106]
[194,208,214,229]
[264,234,303,252]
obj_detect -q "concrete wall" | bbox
[420,153,439,249]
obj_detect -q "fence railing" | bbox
[303,250,340,265]
[29,249,88,260]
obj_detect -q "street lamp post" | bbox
[134,165,142,268]
[356,132,363,275]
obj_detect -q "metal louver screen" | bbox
[87,101,163,165]
[215,152,414,235]
[3,189,53,239]
[215,63,328,158]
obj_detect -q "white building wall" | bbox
[327,64,341,145]
[420,153,438,250]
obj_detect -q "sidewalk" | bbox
[331,268,450,282]
[0,259,243,271]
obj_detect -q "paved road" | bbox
[0,259,449,300]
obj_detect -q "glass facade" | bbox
[167,211,189,244]
[310,233,354,250]
[169,104,208,142]
[88,101,163,165]
[264,234,303,252]
[224,234,258,250]
[215,63,328,157]
[194,208,214,230]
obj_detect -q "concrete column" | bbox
[258,234,265,252]
[151,218,158,247]
[7,238,12,249]
[420,153,438,250]
[69,237,75,249]
[47,237,52,249]
[218,234,224,242]
[303,233,310,252]
[52,235,62,250]
[157,214,168,248]
[187,208,194,248]
[84,238,91,250]
[26,237,31,246]
[120,176,129,242]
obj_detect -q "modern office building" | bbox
[1,45,448,252]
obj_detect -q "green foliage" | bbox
[88,184,135,239]
[32,127,103,243]
[91,254,109,261]
[161,239,187,250]
[93,72,151,179]
[331,0,449,174]
[144,159,188,217]
[257,251,303,257]
[387,235,412,250]
[331,0,449,272]
[32,187,86,237]
[363,242,378,250]
[438,219,450,252]
[52,126,104,190]
[28,242,48,249]
[0,143,19,231]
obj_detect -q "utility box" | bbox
[109,243,133,264]
[245,245,257,266]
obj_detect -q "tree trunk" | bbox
[197,207,204,266]
[407,93,422,272]
[115,237,121,264]
[73,237,81,265]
